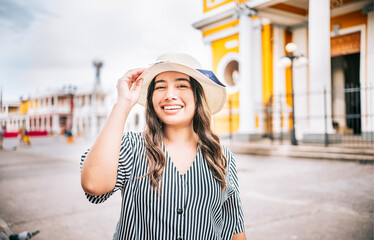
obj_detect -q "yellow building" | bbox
[193,0,374,144]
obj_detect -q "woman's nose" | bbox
[164,87,177,100]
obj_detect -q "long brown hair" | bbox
[143,75,227,192]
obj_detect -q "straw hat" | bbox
[137,53,227,114]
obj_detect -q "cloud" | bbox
[0,0,51,33]
[0,0,208,101]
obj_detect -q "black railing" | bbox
[264,86,374,149]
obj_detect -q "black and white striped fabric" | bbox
[80,132,245,240]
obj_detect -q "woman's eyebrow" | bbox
[175,78,190,82]
[154,79,166,84]
[155,78,190,84]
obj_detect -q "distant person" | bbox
[80,53,246,240]
[19,127,31,146]
[0,125,4,150]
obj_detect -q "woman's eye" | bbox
[178,84,189,88]
[155,86,165,90]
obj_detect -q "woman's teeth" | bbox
[163,106,182,110]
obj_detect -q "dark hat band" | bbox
[196,69,226,87]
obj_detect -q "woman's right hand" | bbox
[116,68,145,107]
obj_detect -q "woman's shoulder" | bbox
[220,144,234,160]
[220,144,238,174]
[122,131,144,143]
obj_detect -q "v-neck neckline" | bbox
[162,142,200,177]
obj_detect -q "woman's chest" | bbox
[131,155,223,213]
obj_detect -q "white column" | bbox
[292,27,308,139]
[273,26,287,135]
[36,116,40,130]
[25,117,30,131]
[84,117,89,135]
[253,18,263,134]
[53,115,59,134]
[72,116,77,135]
[54,96,58,108]
[46,115,50,132]
[29,118,33,131]
[307,0,334,134]
[363,11,374,136]
[49,97,52,110]
[238,13,255,134]
[43,116,47,131]
[331,57,346,133]
[90,91,98,137]
[78,117,83,134]
[85,95,90,107]
[40,116,44,131]
[15,119,19,131]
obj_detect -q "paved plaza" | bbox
[0,136,373,240]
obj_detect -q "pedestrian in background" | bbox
[80,53,246,240]
[19,127,30,146]
[0,125,5,150]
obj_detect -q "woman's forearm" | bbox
[232,232,246,240]
[81,100,132,195]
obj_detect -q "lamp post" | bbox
[280,43,307,146]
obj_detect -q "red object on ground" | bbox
[4,132,18,138]
[3,131,48,138]
[28,131,48,136]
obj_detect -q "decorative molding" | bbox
[203,26,239,43]
[331,32,360,57]
[206,0,228,8]
[257,8,308,27]
[192,2,237,30]
[331,0,371,17]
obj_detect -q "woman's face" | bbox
[152,71,195,128]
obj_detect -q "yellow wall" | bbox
[284,30,293,130]
[262,24,273,106]
[211,33,240,134]
[20,101,29,114]
[211,33,239,73]
[214,113,240,133]
[331,10,367,30]
[262,24,274,135]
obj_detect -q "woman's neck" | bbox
[163,125,197,145]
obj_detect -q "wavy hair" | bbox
[142,76,227,192]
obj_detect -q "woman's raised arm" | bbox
[80,68,144,196]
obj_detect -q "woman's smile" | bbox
[161,104,184,113]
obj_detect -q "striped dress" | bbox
[80,132,245,240]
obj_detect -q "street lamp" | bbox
[280,42,307,146]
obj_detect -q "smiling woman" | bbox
[80,53,246,240]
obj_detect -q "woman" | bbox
[80,53,246,240]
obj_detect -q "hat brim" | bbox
[137,62,227,114]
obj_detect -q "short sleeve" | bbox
[221,147,245,239]
[80,132,135,204]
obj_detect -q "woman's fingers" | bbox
[116,68,145,105]
[133,77,144,93]
[117,68,145,89]
[124,68,145,84]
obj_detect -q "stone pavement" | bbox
[0,136,121,239]
[0,136,373,240]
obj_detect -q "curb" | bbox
[224,142,374,163]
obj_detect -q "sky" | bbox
[0,0,209,102]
